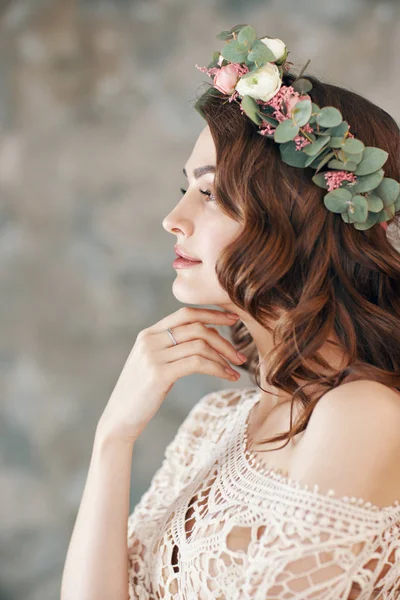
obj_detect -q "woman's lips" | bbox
[172,257,202,269]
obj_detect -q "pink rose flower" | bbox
[214,64,240,95]
[286,93,310,118]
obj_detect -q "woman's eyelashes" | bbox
[179,187,215,201]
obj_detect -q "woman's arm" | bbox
[60,428,135,600]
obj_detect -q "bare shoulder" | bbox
[290,380,400,507]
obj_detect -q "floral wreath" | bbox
[194,24,400,231]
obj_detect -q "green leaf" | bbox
[309,103,320,124]
[327,159,358,172]
[342,138,365,155]
[346,195,369,223]
[324,187,352,213]
[292,99,312,127]
[229,23,249,34]
[366,193,384,213]
[329,137,345,148]
[353,211,380,230]
[377,204,396,221]
[216,31,234,41]
[241,95,263,125]
[207,51,221,69]
[291,78,313,94]
[352,168,384,194]
[312,172,329,189]
[311,151,335,172]
[221,40,249,63]
[316,107,343,128]
[395,192,400,211]
[248,40,276,65]
[258,113,279,127]
[280,141,309,167]
[258,104,276,116]
[354,147,389,176]
[374,177,400,207]
[303,135,331,156]
[349,152,364,165]
[274,120,300,143]
[237,25,257,47]
[327,121,349,137]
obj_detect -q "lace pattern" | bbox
[127,387,400,599]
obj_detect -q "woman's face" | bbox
[162,125,243,307]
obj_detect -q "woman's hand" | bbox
[96,307,247,444]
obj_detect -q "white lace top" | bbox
[127,387,400,599]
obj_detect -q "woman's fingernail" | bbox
[227,313,239,319]
[237,352,247,361]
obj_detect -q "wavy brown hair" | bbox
[194,70,400,451]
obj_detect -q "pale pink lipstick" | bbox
[173,246,202,269]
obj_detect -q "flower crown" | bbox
[194,24,400,231]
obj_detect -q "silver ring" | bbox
[166,327,178,346]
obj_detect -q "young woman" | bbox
[61,27,400,600]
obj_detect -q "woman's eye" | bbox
[179,187,215,201]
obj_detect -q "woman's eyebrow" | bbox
[182,165,216,179]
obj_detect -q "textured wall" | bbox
[0,1,399,598]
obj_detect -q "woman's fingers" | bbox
[159,339,237,372]
[147,306,239,333]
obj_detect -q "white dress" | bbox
[127,387,400,599]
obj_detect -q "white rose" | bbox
[260,37,287,62]
[235,62,282,102]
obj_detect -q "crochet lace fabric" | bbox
[127,387,400,599]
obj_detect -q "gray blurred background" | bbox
[0,0,399,598]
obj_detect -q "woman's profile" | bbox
[61,24,400,600]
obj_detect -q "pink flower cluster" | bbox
[323,170,357,192]
[258,85,314,149]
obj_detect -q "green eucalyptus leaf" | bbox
[342,138,365,155]
[241,95,263,125]
[292,99,312,127]
[248,40,276,65]
[237,25,257,47]
[346,195,369,223]
[258,113,279,127]
[258,103,276,115]
[329,137,345,148]
[354,147,389,176]
[274,119,300,143]
[303,135,331,156]
[377,203,396,221]
[327,121,349,137]
[353,211,380,230]
[324,187,352,213]
[311,151,336,172]
[352,168,385,194]
[207,51,221,69]
[366,193,384,212]
[216,31,234,41]
[221,40,249,63]
[349,152,364,165]
[312,172,329,189]
[229,23,249,34]
[327,159,358,172]
[291,78,313,94]
[316,107,343,128]
[374,178,400,207]
[395,192,400,211]
[280,141,309,167]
